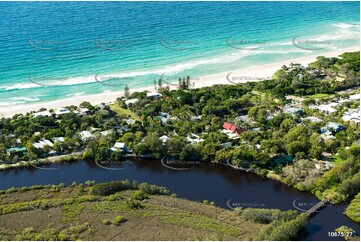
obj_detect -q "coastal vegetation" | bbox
[0,181,268,240]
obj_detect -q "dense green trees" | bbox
[256,213,308,240]
[344,193,360,222]
[91,180,170,197]
[241,208,298,224]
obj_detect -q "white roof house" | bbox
[190,115,202,121]
[51,137,65,142]
[221,129,240,139]
[125,98,139,106]
[114,142,125,149]
[186,133,204,145]
[75,108,90,116]
[79,131,95,141]
[54,107,71,116]
[342,108,360,123]
[146,92,162,98]
[124,118,136,125]
[349,94,360,100]
[285,107,304,116]
[33,111,52,118]
[100,130,112,136]
[33,139,54,149]
[311,103,338,113]
[110,142,125,151]
[320,131,335,140]
[160,135,170,144]
[80,108,90,113]
[302,116,323,123]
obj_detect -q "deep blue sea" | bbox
[0,1,359,111]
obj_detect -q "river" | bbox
[0,159,359,240]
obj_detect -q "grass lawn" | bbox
[330,154,343,165]
[306,93,332,99]
[109,104,141,121]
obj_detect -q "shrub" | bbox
[91,181,131,196]
[126,199,143,209]
[133,190,148,200]
[102,219,111,225]
[112,216,126,225]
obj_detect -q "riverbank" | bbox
[0,180,265,240]
[1,46,359,118]
[0,152,82,170]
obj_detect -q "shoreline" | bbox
[1,46,359,118]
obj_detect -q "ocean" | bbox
[0,1,359,111]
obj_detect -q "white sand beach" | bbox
[1,46,359,118]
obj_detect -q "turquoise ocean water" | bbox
[0,1,359,110]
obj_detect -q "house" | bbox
[33,111,52,118]
[190,115,202,121]
[160,135,170,144]
[235,115,252,124]
[124,118,136,125]
[54,107,71,117]
[342,108,360,123]
[221,129,240,139]
[273,155,293,166]
[117,126,130,132]
[302,116,323,123]
[156,113,173,125]
[100,130,112,136]
[335,76,346,86]
[79,131,95,141]
[310,103,338,114]
[325,122,344,133]
[75,108,91,116]
[125,98,139,106]
[33,139,54,149]
[285,107,304,116]
[296,73,303,80]
[51,137,65,142]
[320,131,336,140]
[146,92,162,99]
[110,142,125,152]
[320,122,343,140]
[289,63,302,69]
[6,147,27,156]
[266,113,278,121]
[349,94,359,100]
[223,122,243,134]
[186,134,204,145]
[221,142,233,148]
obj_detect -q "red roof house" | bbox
[223,122,243,134]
